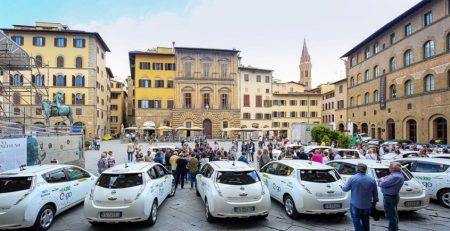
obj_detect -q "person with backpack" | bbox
[97,152,108,174]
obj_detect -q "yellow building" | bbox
[2,22,111,139]
[110,79,127,136]
[128,47,176,137]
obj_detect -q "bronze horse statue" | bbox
[42,92,74,125]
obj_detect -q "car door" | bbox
[410,161,449,197]
[273,164,294,200]
[43,168,72,210]
[199,164,213,201]
[197,164,209,200]
[260,162,280,200]
[155,164,171,198]
[64,167,93,203]
[147,167,164,202]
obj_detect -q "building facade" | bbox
[333,78,348,132]
[342,0,450,143]
[2,22,111,139]
[110,79,127,136]
[321,89,336,128]
[172,47,241,139]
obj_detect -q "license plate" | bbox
[323,203,342,209]
[100,212,122,218]
[234,206,255,213]
[404,201,421,207]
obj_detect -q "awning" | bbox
[125,127,138,130]
[142,121,156,128]
[158,126,172,130]
[141,126,156,130]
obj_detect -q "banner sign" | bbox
[380,75,387,110]
[0,138,27,172]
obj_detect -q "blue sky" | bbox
[1,0,421,85]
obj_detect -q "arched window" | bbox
[75,57,83,68]
[364,47,371,59]
[350,77,355,87]
[373,65,379,78]
[390,84,397,99]
[35,55,43,67]
[423,40,435,59]
[364,92,370,104]
[405,80,413,96]
[357,95,361,105]
[55,75,65,86]
[74,93,84,105]
[374,90,380,102]
[35,74,44,87]
[12,74,23,86]
[75,75,84,87]
[390,57,397,71]
[364,69,370,81]
[404,49,413,67]
[350,97,354,107]
[56,56,64,68]
[13,92,21,105]
[424,74,434,92]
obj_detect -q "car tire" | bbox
[259,213,269,219]
[283,195,299,219]
[205,200,216,223]
[143,200,158,226]
[88,221,100,226]
[196,185,200,197]
[33,205,55,231]
[168,180,176,198]
[438,189,450,208]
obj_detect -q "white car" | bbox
[84,162,176,226]
[333,148,361,159]
[428,154,450,159]
[381,151,421,161]
[260,160,349,218]
[148,145,175,159]
[196,161,270,222]
[396,158,450,208]
[356,133,372,142]
[327,159,429,211]
[304,146,332,155]
[0,164,96,230]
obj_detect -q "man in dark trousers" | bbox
[343,163,378,231]
[379,162,405,231]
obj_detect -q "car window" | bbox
[148,168,159,179]
[97,173,143,188]
[265,163,279,175]
[276,164,293,176]
[398,160,415,170]
[373,168,412,180]
[201,164,213,178]
[155,165,167,177]
[0,177,33,193]
[299,169,341,183]
[328,162,342,171]
[206,166,214,178]
[414,162,449,173]
[43,169,68,183]
[65,167,90,181]
[341,163,357,175]
[216,171,259,185]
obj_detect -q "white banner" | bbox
[0,138,27,172]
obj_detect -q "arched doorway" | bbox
[387,119,395,140]
[361,123,368,134]
[406,119,417,142]
[370,124,376,139]
[352,124,358,134]
[338,123,344,132]
[433,117,447,144]
[203,119,212,139]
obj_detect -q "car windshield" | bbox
[373,168,412,181]
[97,173,143,189]
[299,169,341,183]
[216,171,259,185]
[0,177,32,193]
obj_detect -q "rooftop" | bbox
[239,66,273,72]
[175,46,240,53]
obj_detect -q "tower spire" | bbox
[299,38,312,90]
[300,39,310,63]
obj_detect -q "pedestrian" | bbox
[249,139,255,162]
[297,148,309,160]
[260,149,271,169]
[322,150,330,164]
[107,151,115,168]
[126,140,135,162]
[311,150,323,163]
[144,150,153,162]
[135,151,144,162]
[342,163,378,231]
[154,151,164,164]
[187,153,199,189]
[170,151,179,180]
[97,152,108,174]
[379,162,405,231]
[96,136,101,150]
[176,153,188,189]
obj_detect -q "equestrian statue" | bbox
[42,92,74,125]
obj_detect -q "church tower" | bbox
[299,39,312,90]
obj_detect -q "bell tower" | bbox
[299,39,312,90]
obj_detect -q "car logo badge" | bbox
[240,187,245,191]
[326,184,331,188]
[111,190,116,194]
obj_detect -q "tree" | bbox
[337,132,351,148]
[311,124,334,143]
[311,124,351,148]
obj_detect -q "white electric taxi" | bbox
[260,160,349,218]
[327,159,429,211]
[396,158,450,208]
[84,162,176,226]
[0,164,96,230]
[196,161,270,222]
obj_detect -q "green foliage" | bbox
[322,135,331,146]
[311,124,333,143]
[84,140,91,148]
[311,124,351,148]
[337,132,351,148]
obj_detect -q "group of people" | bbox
[91,137,101,150]
[96,151,116,174]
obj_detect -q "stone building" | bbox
[299,39,312,90]
[321,88,336,128]
[110,79,127,136]
[172,47,240,139]
[342,0,450,143]
[333,78,348,132]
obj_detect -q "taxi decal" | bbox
[261,174,269,186]
[415,176,433,188]
[41,190,50,198]
[78,178,87,183]
[59,186,72,200]
[272,183,281,192]
[164,175,169,180]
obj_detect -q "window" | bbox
[139,62,150,70]
[290,111,297,118]
[264,113,271,119]
[152,63,163,70]
[11,36,24,45]
[364,47,371,59]
[74,75,84,87]
[263,100,272,107]
[405,80,413,96]
[184,62,192,77]
[203,93,210,108]
[424,11,433,26]
[390,84,397,99]
[310,111,317,117]
[13,92,21,105]
[243,95,250,107]
[374,90,380,102]
[111,105,118,110]
[55,75,65,86]
[256,95,262,107]
[300,111,307,117]
[35,55,43,67]
[256,75,261,82]
[74,57,83,68]
[34,74,44,86]
[423,40,435,59]
[300,100,308,106]
[373,65,379,78]
[220,94,228,109]
[167,80,174,88]
[244,74,249,82]
[364,92,370,104]
[265,75,270,83]
[350,97,354,107]
[73,38,85,48]
[33,36,45,46]
[404,50,413,67]
[424,74,434,92]
[165,63,176,70]
[155,80,164,88]
[390,57,397,71]
[350,56,356,67]
[405,23,412,36]
[266,88,270,93]
[202,63,210,78]
[184,93,191,108]
[11,74,22,86]
[167,100,174,109]
[54,37,66,47]
[364,70,371,81]
[414,161,449,173]
[75,108,82,115]
[97,174,143,189]
[243,113,251,119]
[350,77,355,87]
[73,93,84,105]
[13,107,20,115]
[111,116,118,122]
[299,169,340,183]
[310,100,317,106]
[373,41,381,54]
[221,63,228,78]
[390,33,396,45]
[289,100,297,106]
[44,170,68,183]
[139,79,151,88]
[56,56,64,68]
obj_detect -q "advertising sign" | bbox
[0,138,27,172]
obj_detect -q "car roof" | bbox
[328,159,389,168]
[396,157,450,165]
[276,160,334,170]
[102,162,158,174]
[208,161,254,171]
[334,148,358,152]
[0,164,72,176]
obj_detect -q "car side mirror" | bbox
[167,170,172,175]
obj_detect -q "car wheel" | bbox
[205,200,216,223]
[438,189,450,208]
[196,185,200,197]
[88,221,100,226]
[144,200,158,226]
[168,180,176,197]
[283,195,299,219]
[259,213,269,219]
[33,205,55,231]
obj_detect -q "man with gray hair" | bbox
[379,162,404,231]
[343,163,378,231]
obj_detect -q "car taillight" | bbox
[14,176,36,205]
